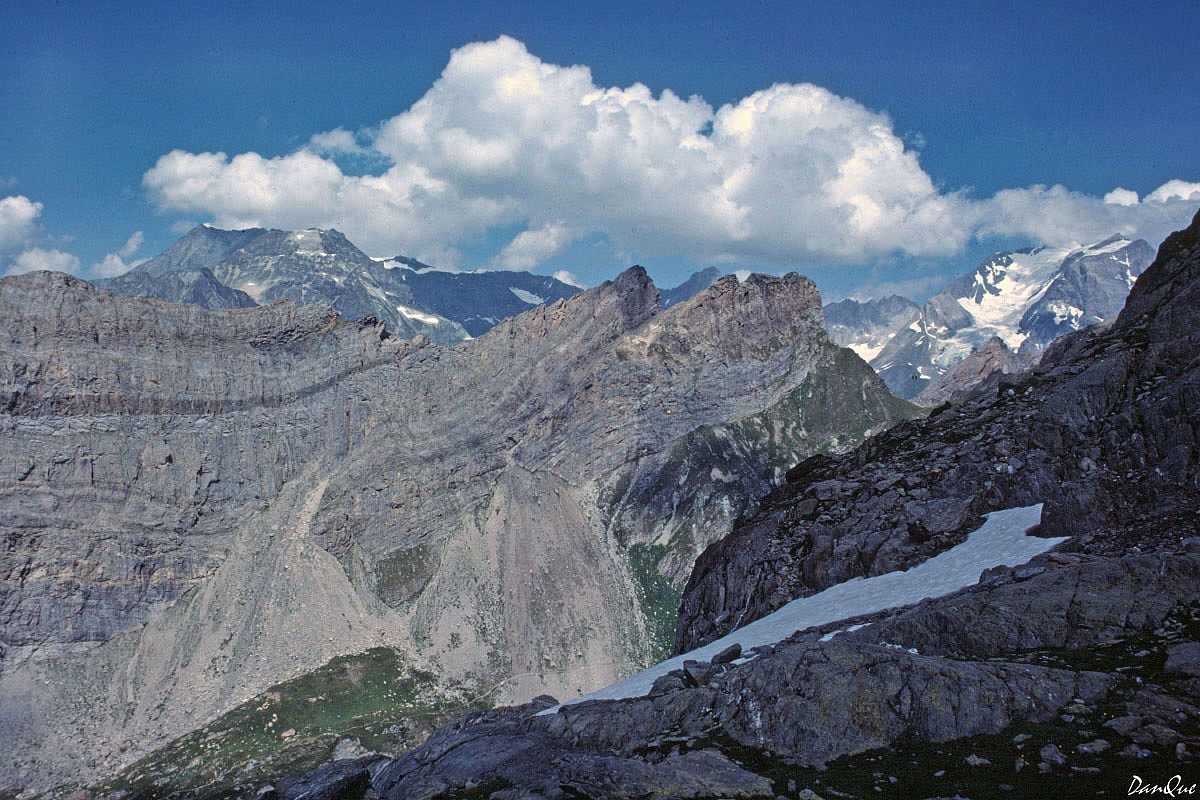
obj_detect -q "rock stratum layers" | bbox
[269,211,1200,799]
[0,267,914,794]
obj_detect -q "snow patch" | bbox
[395,305,441,325]
[510,287,546,305]
[848,342,885,363]
[542,504,1061,713]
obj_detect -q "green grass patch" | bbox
[628,544,684,662]
[89,648,481,800]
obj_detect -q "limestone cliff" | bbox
[0,267,913,795]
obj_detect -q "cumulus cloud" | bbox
[7,247,81,276]
[0,195,43,253]
[90,231,146,278]
[1103,188,1140,207]
[496,222,576,270]
[141,36,1200,271]
[977,182,1200,249]
[1146,180,1200,204]
[0,194,85,277]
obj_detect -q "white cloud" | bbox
[0,194,86,278]
[976,181,1200,250]
[140,36,1200,271]
[90,231,146,278]
[119,230,144,258]
[1145,180,1200,204]
[0,195,43,253]
[553,269,584,288]
[7,247,81,276]
[1104,188,1139,207]
[496,222,576,270]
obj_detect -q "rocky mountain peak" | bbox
[139,225,266,278]
[650,272,823,360]
[1119,207,1200,324]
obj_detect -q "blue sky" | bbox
[2,0,1197,299]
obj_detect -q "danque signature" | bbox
[1128,775,1198,796]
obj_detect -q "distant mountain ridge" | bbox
[823,294,920,362]
[99,225,722,344]
[826,234,1155,401]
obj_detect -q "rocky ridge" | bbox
[256,210,1200,799]
[0,266,913,796]
[911,335,1035,407]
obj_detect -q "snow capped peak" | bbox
[869,233,1154,400]
[958,245,1073,350]
[1082,233,1133,255]
[285,229,331,257]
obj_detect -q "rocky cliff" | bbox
[0,267,913,796]
[256,210,1200,800]
[677,221,1194,650]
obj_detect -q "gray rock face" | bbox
[0,266,912,794]
[870,235,1153,400]
[277,212,1200,800]
[679,214,1199,653]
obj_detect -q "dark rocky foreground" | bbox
[251,211,1200,798]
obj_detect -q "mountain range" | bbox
[1,208,1192,799]
[826,234,1155,402]
[100,224,1148,412]
[0,256,914,796]
[242,214,1200,800]
[97,225,721,345]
